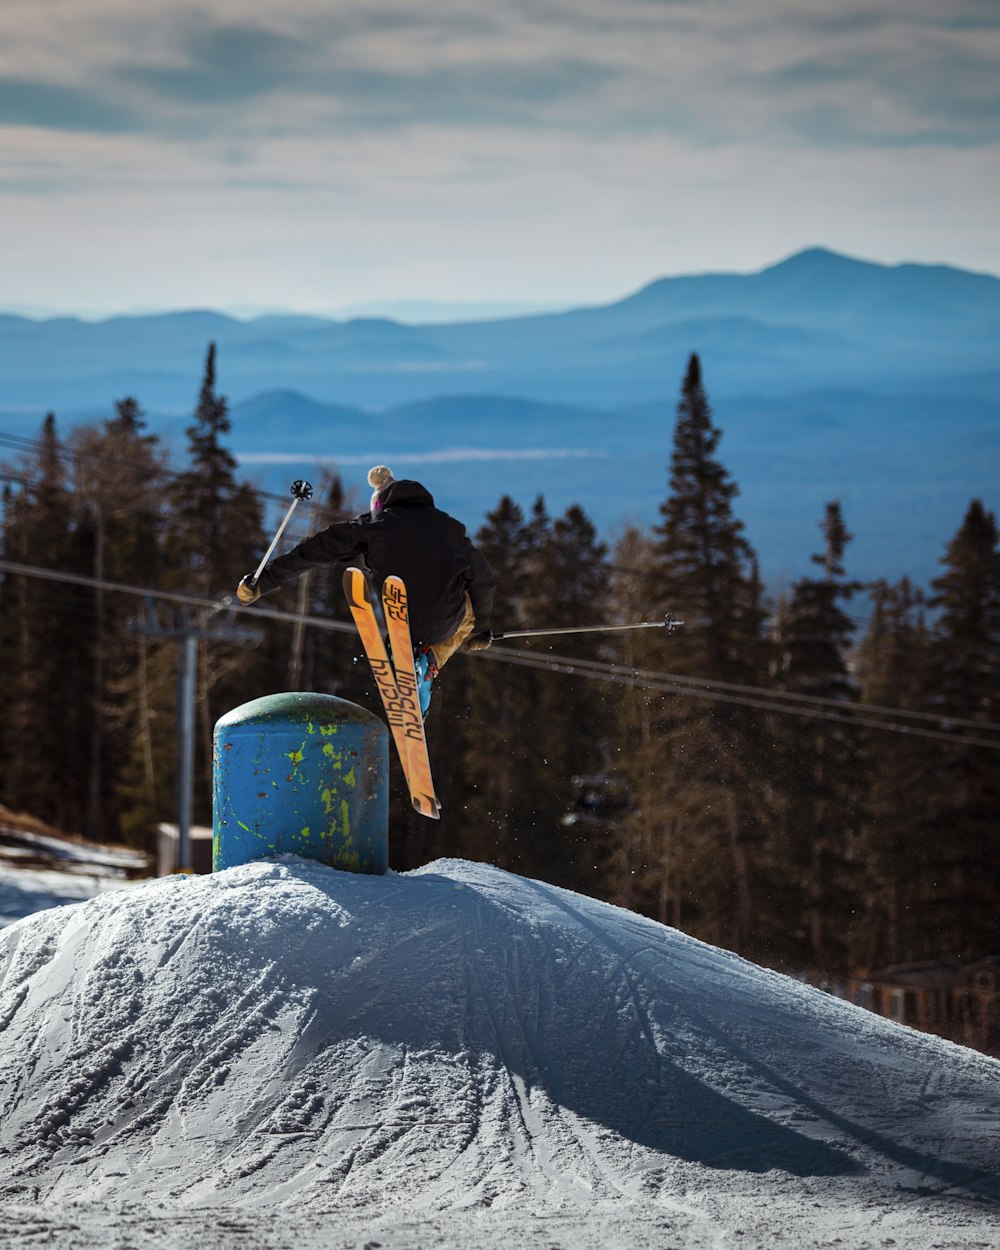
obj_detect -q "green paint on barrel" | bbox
[212,692,388,874]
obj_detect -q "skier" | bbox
[236,466,495,715]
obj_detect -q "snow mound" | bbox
[0,856,998,1221]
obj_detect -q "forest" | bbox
[1,345,998,983]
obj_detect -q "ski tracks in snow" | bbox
[1,856,999,1249]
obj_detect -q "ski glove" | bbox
[463,631,493,652]
[237,575,261,605]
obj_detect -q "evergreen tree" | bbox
[167,343,261,594]
[453,495,612,889]
[627,354,768,952]
[521,502,611,891]
[920,500,1000,956]
[115,632,179,854]
[769,501,864,975]
[457,496,549,871]
[602,527,659,913]
[854,577,935,968]
[165,345,269,821]
[67,399,169,839]
[0,414,86,829]
[653,354,763,683]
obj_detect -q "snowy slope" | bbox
[0,856,998,1249]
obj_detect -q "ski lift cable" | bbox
[2,557,999,750]
[2,429,987,663]
[484,645,1000,752]
[499,641,1000,735]
[0,463,955,678]
[0,557,357,636]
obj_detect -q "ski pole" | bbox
[491,613,683,642]
[248,479,313,587]
[202,479,314,623]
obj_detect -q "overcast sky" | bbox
[2,0,999,317]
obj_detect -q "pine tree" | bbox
[520,502,612,891]
[167,343,261,594]
[457,495,549,871]
[602,527,659,913]
[627,354,768,952]
[67,399,169,839]
[165,344,268,821]
[451,495,613,889]
[855,577,935,967]
[0,414,85,829]
[653,354,763,684]
[920,500,1000,956]
[769,501,864,975]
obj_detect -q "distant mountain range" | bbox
[1,247,997,587]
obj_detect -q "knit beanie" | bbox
[368,465,396,512]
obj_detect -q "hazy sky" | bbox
[2,0,999,316]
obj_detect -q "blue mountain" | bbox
[0,248,997,586]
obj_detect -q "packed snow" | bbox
[0,855,998,1249]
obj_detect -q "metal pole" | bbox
[198,479,315,625]
[249,479,313,586]
[491,614,682,642]
[177,631,198,872]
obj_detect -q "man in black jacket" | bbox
[236,466,495,713]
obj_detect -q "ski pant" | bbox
[428,595,476,671]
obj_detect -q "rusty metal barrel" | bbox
[212,692,388,874]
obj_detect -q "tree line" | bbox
[1,346,998,979]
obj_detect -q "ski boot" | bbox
[413,647,439,720]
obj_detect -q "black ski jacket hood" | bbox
[257,480,494,646]
[377,479,434,510]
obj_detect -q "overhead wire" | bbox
[0,558,356,637]
[481,646,1000,752]
[1,557,998,752]
[1,450,970,675]
[1,427,993,675]
[505,642,1000,734]
[1,477,990,690]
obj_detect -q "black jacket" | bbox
[258,480,495,646]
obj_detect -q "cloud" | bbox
[0,0,998,310]
[109,16,616,132]
[117,23,315,107]
[2,1,998,149]
[747,40,1000,149]
[316,59,617,129]
[0,78,138,133]
[237,448,610,466]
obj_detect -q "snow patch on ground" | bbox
[0,864,129,928]
[0,855,998,1249]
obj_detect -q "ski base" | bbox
[382,576,440,818]
[343,568,440,820]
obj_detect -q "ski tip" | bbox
[342,566,371,608]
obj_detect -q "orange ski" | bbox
[343,568,440,819]
[381,575,441,819]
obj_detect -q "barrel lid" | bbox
[215,692,383,732]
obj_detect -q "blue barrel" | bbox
[212,692,388,874]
